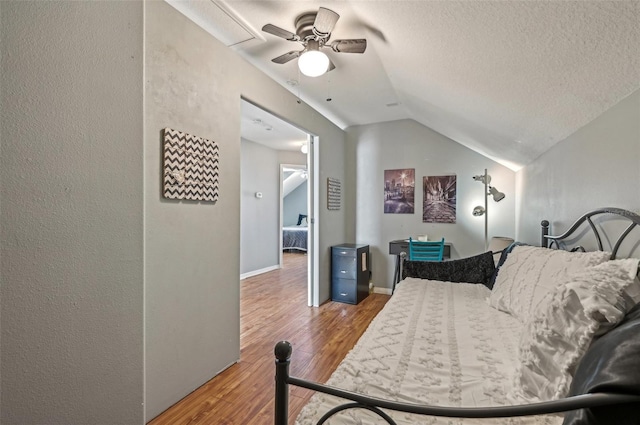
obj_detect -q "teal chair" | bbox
[408,237,445,262]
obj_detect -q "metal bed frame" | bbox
[541,207,640,259]
[274,207,640,425]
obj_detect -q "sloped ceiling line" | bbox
[175,0,640,171]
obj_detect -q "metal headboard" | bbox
[541,207,640,259]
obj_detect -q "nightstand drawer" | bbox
[331,278,357,304]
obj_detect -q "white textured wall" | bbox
[346,119,515,290]
[1,1,144,423]
[240,140,280,274]
[145,2,346,420]
[516,90,640,252]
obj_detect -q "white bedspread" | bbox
[296,278,563,425]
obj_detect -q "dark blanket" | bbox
[402,251,496,289]
[282,226,307,251]
[563,302,640,425]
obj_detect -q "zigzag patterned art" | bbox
[163,127,219,202]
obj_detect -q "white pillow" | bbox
[489,246,611,323]
[627,276,640,304]
[509,258,640,403]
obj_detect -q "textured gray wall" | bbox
[240,139,280,274]
[516,90,640,252]
[345,119,516,290]
[239,140,308,275]
[3,1,635,423]
[1,1,144,423]
[145,2,347,420]
[144,2,243,419]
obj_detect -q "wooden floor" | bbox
[149,252,390,425]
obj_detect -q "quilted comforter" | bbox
[283,226,308,251]
[296,278,562,424]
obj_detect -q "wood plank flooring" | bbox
[148,252,390,425]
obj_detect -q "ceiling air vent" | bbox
[165,0,265,49]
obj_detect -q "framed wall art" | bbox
[384,168,415,214]
[423,174,456,223]
[163,127,219,202]
[327,177,341,210]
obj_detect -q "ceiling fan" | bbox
[262,7,367,77]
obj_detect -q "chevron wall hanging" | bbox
[163,127,219,202]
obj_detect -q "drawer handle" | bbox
[340,251,347,254]
[340,270,347,274]
[340,292,348,296]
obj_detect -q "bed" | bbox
[274,207,640,425]
[283,226,308,252]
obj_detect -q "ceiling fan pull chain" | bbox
[296,68,302,104]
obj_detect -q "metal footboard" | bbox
[274,341,640,425]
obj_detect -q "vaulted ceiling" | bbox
[168,0,640,170]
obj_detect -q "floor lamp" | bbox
[472,169,506,251]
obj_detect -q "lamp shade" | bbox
[472,206,485,216]
[489,186,505,202]
[488,236,514,253]
[298,50,329,77]
[488,236,514,264]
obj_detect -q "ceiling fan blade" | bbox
[330,39,367,53]
[262,24,298,41]
[313,7,339,36]
[271,50,300,64]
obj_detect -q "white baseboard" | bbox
[240,264,280,280]
[372,286,392,295]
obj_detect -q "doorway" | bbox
[239,98,317,306]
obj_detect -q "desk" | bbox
[389,240,452,288]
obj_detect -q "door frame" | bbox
[278,163,308,268]
[240,98,318,307]
[278,134,318,307]
[308,134,320,307]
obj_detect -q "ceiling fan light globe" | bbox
[298,50,329,77]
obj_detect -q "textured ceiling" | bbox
[241,99,309,151]
[169,0,640,170]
